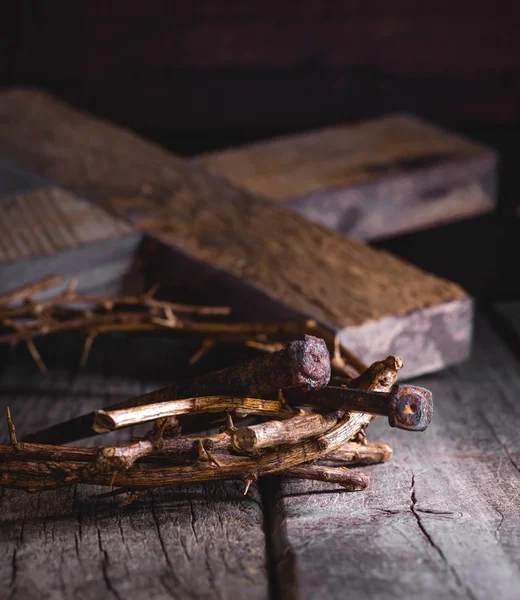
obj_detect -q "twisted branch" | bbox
[0,280,415,500]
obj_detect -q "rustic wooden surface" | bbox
[0,335,269,600]
[196,114,497,240]
[267,312,520,600]
[0,89,472,378]
[1,310,519,599]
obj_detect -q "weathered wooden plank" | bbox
[0,157,142,294]
[0,89,472,378]
[267,312,520,600]
[196,114,497,240]
[0,336,269,600]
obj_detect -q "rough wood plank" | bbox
[266,313,520,599]
[0,157,142,294]
[0,186,135,262]
[0,89,472,378]
[196,114,497,240]
[0,335,269,600]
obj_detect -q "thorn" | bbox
[243,474,256,496]
[189,339,215,365]
[144,282,160,299]
[205,446,221,468]
[197,439,207,461]
[163,305,177,325]
[196,440,221,467]
[26,339,47,374]
[225,412,236,432]
[80,332,97,368]
[6,407,18,446]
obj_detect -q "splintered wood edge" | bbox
[338,296,473,379]
[145,241,472,376]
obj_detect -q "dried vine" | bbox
[0,354,415,502]
[0,276,433,504]
[0,275,363,377]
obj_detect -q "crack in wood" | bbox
[410,474,476,600]
[97,527,123,600]
[10,548,17,591]
[149,490,196,599]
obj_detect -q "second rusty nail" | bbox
[286,383,433,432]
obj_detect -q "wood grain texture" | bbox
[267,313,520,599]
[0,88,471,378]
[0,335,269,600]
[0,186,134,262]
[197,115,497,240]
[0,157,142,294]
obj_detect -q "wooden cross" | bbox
[0,88,494,377]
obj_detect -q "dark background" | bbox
[1,1,520,298]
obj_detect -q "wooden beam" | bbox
[0,88,472,378]
[266,313,520,599]
[196,114,497,240]
[0,157,141,294]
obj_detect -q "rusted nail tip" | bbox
[388,384,433,432]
